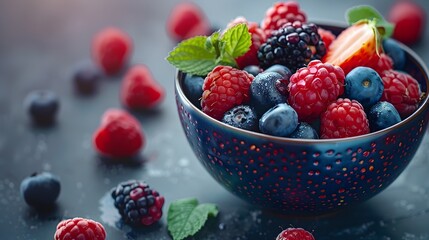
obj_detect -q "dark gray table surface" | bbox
[1,0,429,239]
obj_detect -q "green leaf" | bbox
[167,198,219,240]
[167,36,217,76]
[221,23,252,59]
[346,5,395,38]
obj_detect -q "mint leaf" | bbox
[346,5,394,38]
[167,198,219,240]
[222,23,251,59]
[167,36,217,76]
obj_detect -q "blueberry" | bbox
[259,103,298,137]
[243,65,262,77]
[250,72,286,116]
[20,172,61,208]
[383,38,406,70]
[24,90,59,125]
[345,67,384,108]
[368,101,401,132]
[264,64,292,96]
[289,122,319,139]
[222,105,258,131]
[73,60,101,95]
[183,74,204,108]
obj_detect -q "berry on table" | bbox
[120,65,165,110]
[93,109,144,159]
[276,227,315,240]
[287,60,345,122]
[320,98,370,139]
[54,217,106,240]
[261,1,307,37]
[250,72,286,116]
[258,21,326,72]
[20,172,61,208]
[368,101,401,132]
[92,27,133,75]
[24,90,60,126]
[201,65,254,120]
[382,38,406,70]
[289,122,319,139]
[182,73,205,108]
[72,60,101,95]
[344,66,384,108]
[221,105,258,131]
[259,103,298,137]
[111,180,165,226]
[380,69,421,118]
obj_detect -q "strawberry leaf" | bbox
[346,5,394,38]
[221,23,251,59]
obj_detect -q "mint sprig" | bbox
[167,23,251,76]
[346,5,394,38]
[167,198,219,240]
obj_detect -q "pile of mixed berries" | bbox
[175,1,424,139]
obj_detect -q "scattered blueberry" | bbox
[263,64,292,97]
[344,67,384,108]
[250,72,286,116]
[73,60,101,95]
[222,105,258,131]
[259,103,298,137]
[289,122,319,139]
[20,172,61,208]
[368,101,401,132]
[183,73,204,108]
[243,65,262,77]
[383,38,406,70]
[24,90,59,125]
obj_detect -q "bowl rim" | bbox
[174,21,429,144]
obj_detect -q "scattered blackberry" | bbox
[257,21,326,72]
[111,180,165,226]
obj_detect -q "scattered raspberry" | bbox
[276,228,315,240]
[261,1,307,36]
[320,98,370,139]
[287,60,345,121]
[121,65,165,110]
[111,180,165,226]
[167,2,211,42]
[318,27,336,50]
[201,65,254,120]
[92,27,133,75]
[93,109,144,158]
[380,69,421,118]
[226,17,267,69]
[54,217,106,240]
[364,53,394,75]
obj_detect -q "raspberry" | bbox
[226,17,267,69]
[380,69,421,118]
[54,217,106,240]
[201,65,254,120]
[276,228,315,240]
[364,53,394,75]
[121,65,165,110]
[258,21,326,72]
[320,98,370,139]
[167,2,211,42]
[317,27,336,50]
[93,109,144,158]
[111,180,165,226]
[287,60,345,121]
[92,27,132,75]
[261,1,307,37]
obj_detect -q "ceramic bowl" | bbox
[174,23,429,214]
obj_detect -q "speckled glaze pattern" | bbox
[174,24,429,214]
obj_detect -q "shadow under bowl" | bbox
[174,22,429,215]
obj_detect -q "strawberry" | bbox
[323,20,383,75]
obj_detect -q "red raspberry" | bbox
[54,217,106,240]
[364,53,394,75]
[167,2,211,42]
[287,60,345,122]
[261,1,307,36]
[380,69,421,118]
[388,0,426,45]
[320,98,370,139]
[93,109,144,158]
[276,228,315,240]
[121,65,165,110]
[226,17,267,69]
[92,27,133,75]
[318,27,336,50]
[201,65,254,120]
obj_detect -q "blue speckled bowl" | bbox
[174,23,429,215]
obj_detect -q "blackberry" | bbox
[257,21,326,72]
[111,180,165,226]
